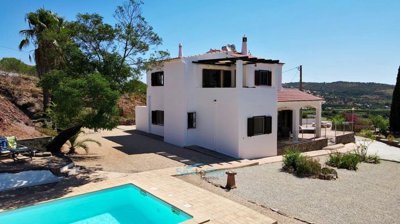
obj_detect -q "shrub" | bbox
[338,153,360,170]
[359,129,375,140]
[365,155,381,164]
[295,156,321,177]
[327,152,342,167]
[327,152,361,170]
[282,147,301,172]
[354,139,373,162]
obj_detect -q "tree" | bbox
[19,8,65,111]
[42,0,168,155]
[390,66,400,134]
[42,72,120,155]
[369,115,389,136]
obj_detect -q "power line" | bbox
[0,45,30,53]
[283,66,300,73]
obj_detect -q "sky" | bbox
[0,0,399,84]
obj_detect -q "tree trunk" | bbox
[46,125,82,156]
[68,146,76,155]
[35,47,51,112]
[43,88,50,112]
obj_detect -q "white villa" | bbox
[136,36,323,159]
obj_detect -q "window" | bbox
[188,112,196,129]
[202,69,235,88]
[152,110,164,125]
[247,116,272,136]
[255,70,272,86]
[151,71,164,86]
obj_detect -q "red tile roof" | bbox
[278,88,323,102]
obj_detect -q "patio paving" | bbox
[71,126,233,173]
[203,160,400,224]
[356,136,400,162]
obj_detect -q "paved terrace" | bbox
[60,167,276,224]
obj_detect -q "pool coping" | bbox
[4,166,276,224]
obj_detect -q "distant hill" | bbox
[283,81,394,110]
[0,57,36,76]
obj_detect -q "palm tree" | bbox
[66,131,101,154]
[19,8,64,111]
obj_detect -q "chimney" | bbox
[178,43,183,58]
[241,35,248,55]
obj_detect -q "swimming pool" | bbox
[0,184,192,224]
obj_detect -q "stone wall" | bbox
[278,138,328,155]
[335,133,355,145]
[19,136,52,151]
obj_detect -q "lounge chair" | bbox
[0,136,10,157]
[0,136,36,161]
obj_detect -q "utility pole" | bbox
[299,65,303,91]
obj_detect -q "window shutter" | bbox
[159,111,164,125]
[264,116,272,134]
[255,71,260,85]
[151,73,155,86]
[152,111,156,124]
[267,71,272,86]
[248,117,254,137]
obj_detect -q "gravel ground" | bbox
[202,160,400,224]
[178,174,304,224]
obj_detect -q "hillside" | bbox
[0,71,146,138]
[283,82,394,110]
[0,95,43,138]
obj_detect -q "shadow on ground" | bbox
[104,130,235,166]
[0,167,104,210]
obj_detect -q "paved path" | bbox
[356,136,400,162]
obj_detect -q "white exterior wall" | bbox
[135,52,283,159]
[146,67,165,137]
[238,63,278,158]
[163,60,187,146]
[135,106,148,132]
[184,62,240,157]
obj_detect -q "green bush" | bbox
[328,152,360,170]
[327,152,342,167]
[282,147,301,172]
[338,153,360,170]
[295,156,322,177]
[359,129,375,140]
[365,155,381,164]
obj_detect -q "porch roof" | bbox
[192,55,280,66]
[278,88,323,102]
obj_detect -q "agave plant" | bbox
[66,131,101,154]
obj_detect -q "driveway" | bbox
[356,136,400,162]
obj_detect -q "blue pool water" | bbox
[0,184,192,224]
